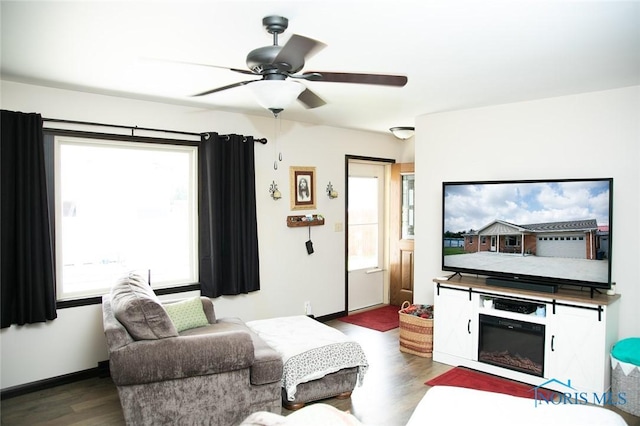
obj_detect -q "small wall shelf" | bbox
[287,214,325,227]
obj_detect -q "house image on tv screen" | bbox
[462,218,609,260]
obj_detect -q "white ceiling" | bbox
[2,1,639,135]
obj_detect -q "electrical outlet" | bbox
[304,301,312,315]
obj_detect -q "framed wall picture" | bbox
[290,166,316,210]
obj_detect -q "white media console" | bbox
[432,275,621,397]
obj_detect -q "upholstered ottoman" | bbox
[247,315,369,410]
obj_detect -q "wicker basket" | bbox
[399,301,433,358]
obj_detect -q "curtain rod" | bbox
[42,117,268,144]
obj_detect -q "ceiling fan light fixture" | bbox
[389,126,415,140]
[247,80,305,113]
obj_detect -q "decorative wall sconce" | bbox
[269,181,282,200]
[326,182,338,199]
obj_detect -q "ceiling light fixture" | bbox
[247,79,305,115]
[389,126,415,140]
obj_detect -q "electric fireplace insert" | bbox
[478,314,545,377]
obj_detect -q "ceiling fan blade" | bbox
[297,88,326,109]
[146,57,255,76]
[307,71,408,87]
[274,34,327,66]
[291,72,323,81]
[188,63,256,76]
[192,80,257,97]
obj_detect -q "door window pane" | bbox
[402,174,415,239]
[348,176,379,271]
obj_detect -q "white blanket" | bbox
[247,316,369,401]
[407,386,628,426]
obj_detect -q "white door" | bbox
[347,161,386,311]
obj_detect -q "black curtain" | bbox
[1,110,57,328]
[199,133,260,297]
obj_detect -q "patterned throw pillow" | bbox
[164,297,210,333]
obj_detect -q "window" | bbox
[401,174,414,239]
[54,136,198,301]
[505,236,519,246]
[348,176,379,271]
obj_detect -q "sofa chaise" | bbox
[246,315,368,410]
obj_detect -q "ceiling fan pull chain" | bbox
[273,112,279,170]
[277,113,283,162]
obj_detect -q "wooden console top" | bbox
[434,274,621,306]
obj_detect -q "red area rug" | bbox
[338,305,400,332]
[425,366,554,400]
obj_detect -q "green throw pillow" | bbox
[164,297,210,333]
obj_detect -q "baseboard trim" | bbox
[1,360,110,400]
[316,311,347,322]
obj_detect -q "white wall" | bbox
[413,86,640,341]
[0,80,412,389]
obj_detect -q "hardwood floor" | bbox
[285,319,451,426]
[1,375,124,426]
[2,318,638,425]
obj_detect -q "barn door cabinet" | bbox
[432,276,620,396]
[432,283,478,362]
[545,302,617,394]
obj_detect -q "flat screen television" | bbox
[442,178,613,293]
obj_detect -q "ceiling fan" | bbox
[189,16,408,113]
